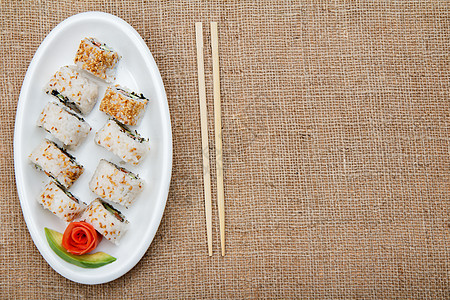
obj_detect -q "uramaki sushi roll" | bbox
[74,37,120,83]
[79,198,128,245]
[38,181,85,222]
[37,101,91,148]
[89,159,144,208]
[99,85,149,126]
[45,65,99,115]
[94,119,150,165]
[29,139,84,188]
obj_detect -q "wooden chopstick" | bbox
[211,22,225,256]
[195,22,213,256]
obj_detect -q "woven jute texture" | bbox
[1,1,449,299]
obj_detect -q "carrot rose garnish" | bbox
[62,221,102,255]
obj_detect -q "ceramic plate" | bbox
[14,12,172,284]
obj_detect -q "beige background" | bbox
[1,1,449,299]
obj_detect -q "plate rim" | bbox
[13,11,172,284]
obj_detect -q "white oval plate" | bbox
[14,12,172,284]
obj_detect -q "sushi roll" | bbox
[37,181,85,222]
[94,119,150,165]
[45,65,99,115]
[74,37,120,83]
[37,101,91,147]
[79,198,128,245]
[89,159,144,208]
[29,139,84,188]
[99,85,149,126]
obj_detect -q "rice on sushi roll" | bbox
[99,85,149,126]
[29,139,84,188]
[94,119,150,165]
[38,181,85,222]
[79,198,128,245]
[37,101,91,147]
[74,37,120,83]
[89,159,144,208]
[45,65,98,115]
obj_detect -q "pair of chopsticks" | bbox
[195,22,225,256]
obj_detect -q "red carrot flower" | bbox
[62,221,102,255]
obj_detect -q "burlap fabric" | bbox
[1,1,448,299]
